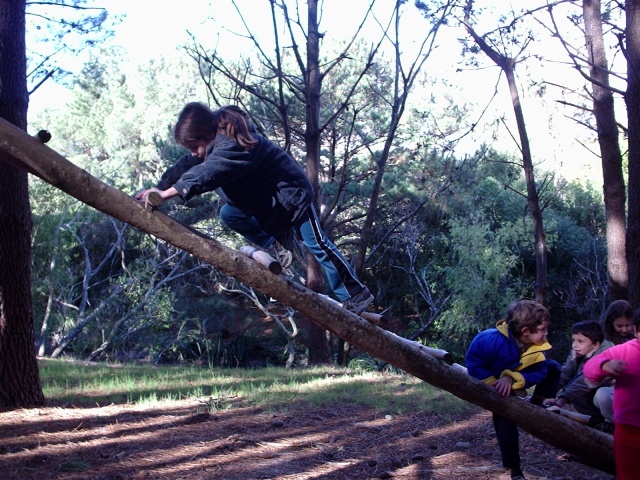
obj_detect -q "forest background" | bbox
[13,0,637,373]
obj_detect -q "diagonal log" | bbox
[0,118,614,473]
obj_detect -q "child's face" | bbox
[519,321,549,346]
[188,140,210,159]
[571,333,599,357]
[612,316,635,339]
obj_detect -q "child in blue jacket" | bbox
[465,300,560,480]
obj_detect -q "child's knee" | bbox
[220,204,246,227]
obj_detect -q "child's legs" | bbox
[593,386,614,423]
[294,206,365,302]
[570,392,601,418]
[220,204,275,248]
[613,423,640,480]
[532,359,561,402]
[492,414,520,469]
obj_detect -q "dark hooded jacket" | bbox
[556,339,614,415]
[157,132,313,234]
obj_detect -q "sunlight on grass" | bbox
[39,358,469,416]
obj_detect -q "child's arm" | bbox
[465,337,501,384]
[601,359,627,376]
[157,154,203,191]
[543,397,567,407]
[583,345,622,383]
[558,351,577,389]
[135,186,179,204]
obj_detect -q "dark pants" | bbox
[531,359,561,403]
[493,359,561,468]
[493,413,520,468]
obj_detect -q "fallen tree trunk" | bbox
[0,118,614,473]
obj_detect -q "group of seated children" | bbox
[465,299,639,480]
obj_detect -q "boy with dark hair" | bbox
[465,300,560,480]
[544,320,614,431]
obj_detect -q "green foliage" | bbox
[550,181,606,236]
[414,220,518,358]
[151,297,281,368]
[362,145,608,362]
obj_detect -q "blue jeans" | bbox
[220,203,365,302]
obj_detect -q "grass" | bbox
[39,358,470,416]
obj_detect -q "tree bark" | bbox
[504,63,549,306]
[583,0,628,301]
[463,21,548,306]
[626,0,640,307]
[302,0,330,363]
[0,118,615,474]
[0,0,45,408]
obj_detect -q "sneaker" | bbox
[342,287,374,315]
[513,390,531,402]
[271,242,292,269]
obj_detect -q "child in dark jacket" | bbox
[465,300,560,480]
[544,321,613,430]
[135,103,372,315]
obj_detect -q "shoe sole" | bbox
[343,294,374,315]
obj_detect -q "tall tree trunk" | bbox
[303,0,330,363]
[583,0,628,301]
[0,0,45,407]
[626,0,640,307]
[463,20,548,305]
[503,63,548,306]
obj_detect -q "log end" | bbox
[36,130,52,143]
[147,191,164,207]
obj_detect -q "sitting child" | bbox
[593,300,636,427]
[601,299,635,345]
[584,308,640,480]
[465,300,560,480]
[544,320,614,431]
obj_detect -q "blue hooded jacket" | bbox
[465,320,552,390]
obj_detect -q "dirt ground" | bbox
[0,399,614,480]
